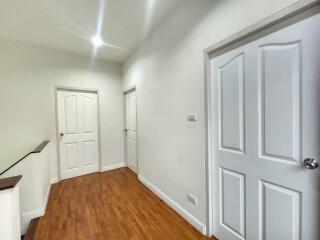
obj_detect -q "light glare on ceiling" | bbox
[91,35,104,47]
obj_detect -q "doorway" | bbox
[124,88,138,173]
[57,89,100,180]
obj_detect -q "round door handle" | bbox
[303,158,319,169]
[60,133,64,137]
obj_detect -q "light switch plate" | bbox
[187,193,198,205]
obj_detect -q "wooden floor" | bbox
[34,168,216,240]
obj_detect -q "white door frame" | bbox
[203,0,320,237]
[123,86,139,175]
[54,86,103,181]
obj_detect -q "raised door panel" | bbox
[127,138,137,170]
[259,181,300,240]
[220,168,245,239]
[64,95,78,134]
[127,131,137,141]
[82,141,96,166]
[82,96,95,134]
[126,92,137,131]
[66,143,79,170]
[218,54,245,153]
[259,43,301,163]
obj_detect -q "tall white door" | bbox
[211,12,320,240]
[57,90,99,180]
[125,90,138,173]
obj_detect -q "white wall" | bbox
[123,0,297,228]
[0,40,125,179]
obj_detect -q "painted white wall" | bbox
[0,39,125,178]
[123,0,297,228]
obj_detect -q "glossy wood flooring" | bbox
[34,168,216,240]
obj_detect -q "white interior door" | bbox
[125,90,138,173]
[211,12,320,240]
[58,90,99,180]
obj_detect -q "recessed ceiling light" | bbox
[91,35,104,47]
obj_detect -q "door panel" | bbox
[82,96,95,133]
[66,142,78,169]
[211,11,320,240]
[259,181,300,240]
[58,90,99,179]
[64,95,78,134]
[125,90,138,173]
[220,168,245,239]
[259,43,301,162]
[83,141,96,166]
[127,138,137,171]
[219,54,245,153]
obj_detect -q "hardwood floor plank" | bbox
[34,168,216,240]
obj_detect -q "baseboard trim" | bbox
[21,182,52,235]
[50,178,59,184]
[138,175,206,235]
[42,182,51,213]
[100,162,126,172]
[21,209,42,235]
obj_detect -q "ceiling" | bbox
[0,0,183,63]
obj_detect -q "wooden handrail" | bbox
[0,175,22,191]
[0,141,49,176]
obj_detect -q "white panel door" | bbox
[211,12,320,240]
[125,90,138,173]
[58,90,99,180]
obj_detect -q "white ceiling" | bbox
[0,0,183,63]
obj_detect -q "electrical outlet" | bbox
[187,193,198,205]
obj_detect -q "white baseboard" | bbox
[51,177,59,184]
[21,208,43,235]
[42,183,51,213]
[21,182,52,235]
[100,162,126,172]
[138,175,206,235]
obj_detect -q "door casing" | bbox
[204,1,320,237]
[123,86,139,175]
[54,86,102,181]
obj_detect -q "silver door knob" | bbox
[303,158,319,169]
